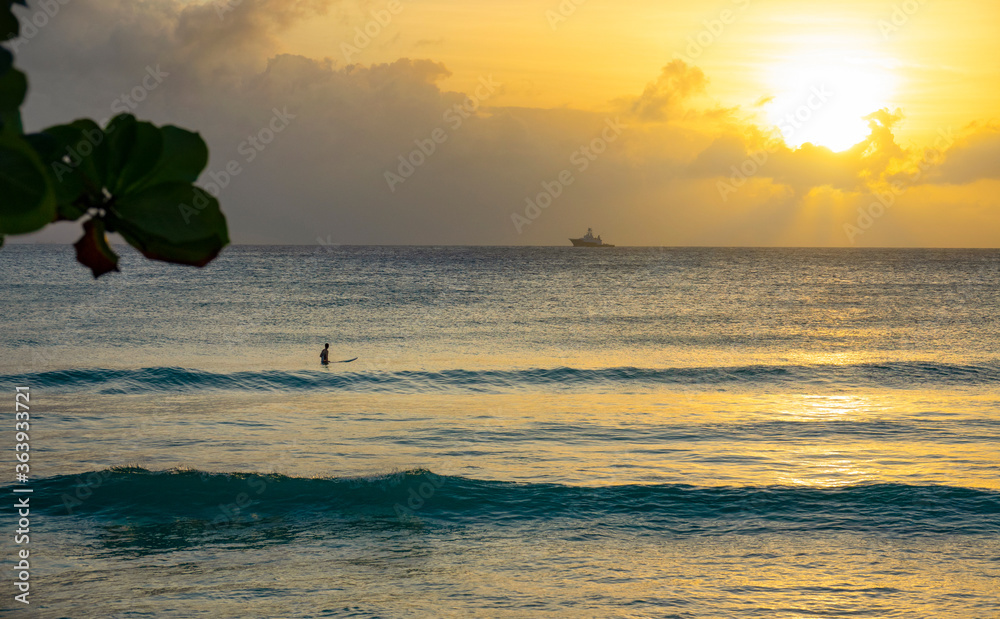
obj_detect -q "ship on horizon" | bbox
[570,228,615,247]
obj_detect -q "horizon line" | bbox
[5,242,1000,250]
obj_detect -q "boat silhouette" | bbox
[569,228,615,247]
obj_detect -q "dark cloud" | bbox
[7,0,997,248]
[928,125,1000,184]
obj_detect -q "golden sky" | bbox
[15,0,1000,246]
[281,0,1000,148]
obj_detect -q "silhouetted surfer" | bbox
[319,344,358,364]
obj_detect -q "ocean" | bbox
[1,245,998,618]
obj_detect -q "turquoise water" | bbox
[1,245,999,617]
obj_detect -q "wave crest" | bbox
[19,468,1000,537]
[4,361,1000,394]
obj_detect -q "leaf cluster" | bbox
[0,1,228,277]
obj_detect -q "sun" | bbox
[763,51,899,152]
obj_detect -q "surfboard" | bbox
[335,357,358,363]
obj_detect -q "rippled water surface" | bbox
[1,245,998,618]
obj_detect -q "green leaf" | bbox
[0,132,56,234]
[73,218,119,278]
[0,15,15,44]
[111,182,228,267]
[105,114,163,195]
[0,47,18,134]
[39,119,108,200]
[23,131,85,207]
[0,61,26,135]
[128,125,209,194]
[56,201,87,221]
[1,1,27,43]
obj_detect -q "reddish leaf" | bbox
[74,218,119,278]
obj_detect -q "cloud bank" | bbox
[9,0,999,247]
